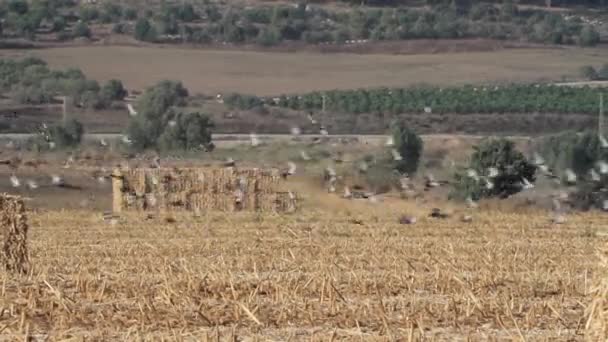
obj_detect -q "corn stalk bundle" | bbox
[586,242,608,341]
[114,167,294,213]
[0,194,29,274]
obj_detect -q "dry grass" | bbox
[5,46,608,95]
[0,198,603,340]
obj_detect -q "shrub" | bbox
[124,8,137,20]
[73,21,91,38]
[134,18,157,42]
[8,0,28,15]
[224,93,264,110]
[79,6,99,22]
[391,120,423,175]
[126,80,197,150]
[50,119,84,147]
[256,27,281,46]
[158,112,214,150]
[538,130,608,176]
[578,25,600,46]
[451,139,537,200]
[101,79,127,100]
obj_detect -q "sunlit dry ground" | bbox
[4,46,608,95]
[0,197,604,340]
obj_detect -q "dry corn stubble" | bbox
[586,242,608,341]
[0,205,604,340]
[0,193,28,274]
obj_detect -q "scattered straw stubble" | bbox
[0,205,602,340]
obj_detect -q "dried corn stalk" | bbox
[586,242,608,341]
[113,167,295,213]
[0,194,29,274]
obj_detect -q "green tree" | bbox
[392,120,423,175]
[158,112,214,150]
[8,0,28,15]
[124,8,137,20]
[50,119,84,147]
[134,18,157,42]
[256,27,281,46]
[578,25,600,46]
[177,3,197,22]
[451,139,537,200]
[73,21,91,38]
[126,80,190,150]
[52,16,66,32]
[101,79,127,100]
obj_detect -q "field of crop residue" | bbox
[0,199,604,340]
[5,46,608,95]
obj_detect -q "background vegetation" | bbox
[227,84,605,115]
[0,0,602,47]
[0,57,125,108]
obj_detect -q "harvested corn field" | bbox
[0,203,604,340]
[114,167,296,213]
[586,242,608,339]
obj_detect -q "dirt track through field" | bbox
[6,45,608,95]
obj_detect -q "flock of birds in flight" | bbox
[1,114,607,224]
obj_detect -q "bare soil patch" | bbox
[4,45,607,96]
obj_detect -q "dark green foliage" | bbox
[78,6,98,22]
[451,139,537,200]
[73,21,91,38]
[101,79,127,101]
[134,18,157,42]
[0,58,108,107]
[8,0,28,15]
[224,93,264,110]
[101,3,122,23]
[538,130,608,175]
[124,8,137,20]
[158,112,214,150]
[578,25,600,46]
[50,119,84,147]
[391,121,423,175]
[256,26,281,46]
[0,0,600,46]
[265,85,605,115]
[126,80,205,151]
[137,80,188,116]
[539,130,608,210]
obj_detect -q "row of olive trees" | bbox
[139,1,599,46]
[225,85,603,115]
[3,0,598,47]
[0,58,126,108]
[24,79,215,153]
